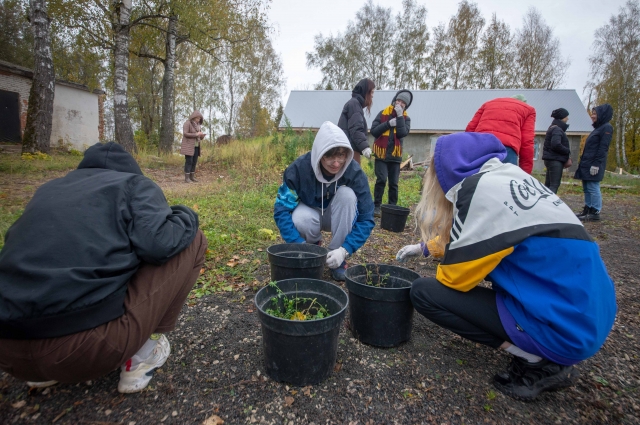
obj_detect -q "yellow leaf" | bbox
[290,311,306,321]
[202,414,224,425]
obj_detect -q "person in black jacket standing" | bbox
[542,108,571,194]
[574,104,614,222]
[370,90,412,217]
[0,142,206,394]
[337,78,375,164]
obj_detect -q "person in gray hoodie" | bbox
[274,121,375,280]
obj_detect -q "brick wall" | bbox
[0,71,32,136]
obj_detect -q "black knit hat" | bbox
[551,108,569,119]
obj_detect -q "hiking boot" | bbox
[118,335,170,394]
[373,206,381,218]
[331,261,348,282]
[492,357,579,401]
[184,173,190,183]
[189,172,198,182]
[26,380,58,389]
[575,205,589,219]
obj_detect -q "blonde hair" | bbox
[415,157,454,255]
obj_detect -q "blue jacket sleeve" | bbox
[341,170,375,254]
[274,183,305,243]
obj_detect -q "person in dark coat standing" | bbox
[337,78,375,164]
[0,142,206,394]
[370,89,412,217]
[574,104,614,222]
[542,108,571,194]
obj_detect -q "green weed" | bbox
[264,281,330,321]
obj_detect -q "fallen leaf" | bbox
[302,386,311,396]
[334,362,343,372]
[284,396,294,407]
[202,414,225,425]
[12,401,26,409]
[289,390,298,395]
[234,354,240,360]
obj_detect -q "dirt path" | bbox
[1,187,639,424]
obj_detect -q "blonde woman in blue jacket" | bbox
[396,132,616,401]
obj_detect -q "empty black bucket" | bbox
[267,243,328,281]
[380,204,410,232]
[255,279,348,386]
[345,264,420,347]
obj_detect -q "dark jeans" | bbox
[374,160,400,207]
[184,146,200,173]
[410,277,511,349]
[544,159,564,194]
[0,230,207,383]
[502,146,518,166]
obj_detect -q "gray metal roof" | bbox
[281,89,593,134]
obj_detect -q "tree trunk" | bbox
[112,0,136,153]
[227,65,234,135]
[22,0,54,154]
[158,15,177,154]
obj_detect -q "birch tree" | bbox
[474,13,513,89]
[513,8,569,89]
[447,0,485,89]
[390,0,429,90]
[423,23,450,89]
[22,0,55,154]
[588,0,640,169]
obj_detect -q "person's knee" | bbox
[410,278,441,317]
[334,186,357,204]
[292,207,321,238]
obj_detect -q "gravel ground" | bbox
[1,193,639,425]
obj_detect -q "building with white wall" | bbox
[0,60,104,150]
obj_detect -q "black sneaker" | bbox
[575,205,589,219]
[585,207,601,222]
[331,261,347,281]
[373,206,381,218]
[492,357,579,401]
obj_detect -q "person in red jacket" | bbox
[465,95,536,174]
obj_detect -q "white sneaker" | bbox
[26,380,58,388]
[118,334,170,393]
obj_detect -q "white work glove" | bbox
[388,118,397,127]
[326,247,348,269]
[396,244,423,263]
[394,104,404,116]
[362,147,372,159]
[590,166,599,176]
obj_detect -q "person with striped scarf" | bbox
[370,90,412,217]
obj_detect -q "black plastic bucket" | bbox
[255,279,348,385]
[345,264,420,347]
[380,204,410,232]
[267,243,328,281]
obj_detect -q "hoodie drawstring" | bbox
[321,181,339,218]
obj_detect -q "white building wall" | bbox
[51,84,100,150]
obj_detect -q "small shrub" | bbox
[265,281,331,321]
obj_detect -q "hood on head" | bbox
[189,110,203,123]
[392,90,413,110]
[352,79,371,98]
[311,121,354,183]
[434,133,507,194]
[77,142,143,175]
[593,104,613,128]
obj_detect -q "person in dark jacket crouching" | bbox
[370,89,412,217]
[574,104,614,222]
[337,78,375,164]
[274,122,375,281]
[0,142,206,394]
[542,108,571,194]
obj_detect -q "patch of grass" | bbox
[0,151,81,175]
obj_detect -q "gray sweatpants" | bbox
[291,186,357,251]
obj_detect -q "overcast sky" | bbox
[268,0,629,105]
